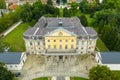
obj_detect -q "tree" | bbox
[20,3,33,22]
[45,5,54,14]
[0,39,9,52]
[70,2,79,16]
[79,0,90,13]
[89,65,118,80]
[62,0,67,4]
[114,35,120,51]
[47,0,53,6]
[0,0,6,9]
[56,0,60,4]
[0,62,14,80]
[79,15,88,27]
[98,20,104,34]
[63,7,70,17]
[101,0,120,10]
[32,0,45,21]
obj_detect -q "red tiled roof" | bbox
[8,2,18,10]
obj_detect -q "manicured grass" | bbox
[71,77,88,80]
[96,38,109,51]
[3,23,29,51]
[33,77,48,80]
[59,8,63,17]
[112,71,120,79]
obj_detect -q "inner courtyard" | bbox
[22,54,97,78]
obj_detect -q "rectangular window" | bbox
[89,41,92,45]
[38,42,40,45]
[30,42,32,45]
[81,47,83,49]
[54,45,56,49]
[54,40,56,42]
[65,45,68,49]
[71,45,74,49]
[60,40,62,42]
[48,45,50,48]
[82,41,84,45]
[71,40,74,42]
[66,40,68,42]
[10,65,12,68]
[89,47,91,49]
[48,40,50,42]
[60,45,62,49]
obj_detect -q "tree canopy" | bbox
[79,15,88,27]
[0,62,14,80]
[0,0,6,9]
[89,65,118,80]
[92,9,120,51]
[0,39,9,52]
[47,0,53,6]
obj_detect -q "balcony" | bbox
[43,49,80,55]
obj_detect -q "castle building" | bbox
[24,17,97,62]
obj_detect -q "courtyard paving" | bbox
[20,54,97,80]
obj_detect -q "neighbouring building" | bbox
[8,2,18,10]
[96,52,120,70]
[0,52,27,70]
[24,16,97,62]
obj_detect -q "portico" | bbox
[45,55,77,63]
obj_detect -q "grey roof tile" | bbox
[101,52,120,64]
[24,17,97,39]
[0,52,22,64]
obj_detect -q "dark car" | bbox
[15,72,21,77]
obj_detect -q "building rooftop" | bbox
[0,52,22,64]
[8,2,18,10]
[24,17,97,39]
[101,52,120,64]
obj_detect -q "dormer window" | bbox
[59,21,63,26]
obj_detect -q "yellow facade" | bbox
[45,30,77,49]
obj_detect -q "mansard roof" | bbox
[24,17,97,39]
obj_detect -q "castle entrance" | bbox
[59,56,63,61]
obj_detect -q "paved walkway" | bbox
[0,21,22,37]
[21,72,88,80]
[52,76,70,80]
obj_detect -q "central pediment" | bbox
[44,28,77,37]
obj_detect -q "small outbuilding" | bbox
[96,52,120,70]
[0,52,27,71]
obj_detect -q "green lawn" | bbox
[59,8,63,17]
[33,77,48,80]
[3,23,29,51]
[71,77,88,80]
[96,38,109,51]
[112,71,120,79]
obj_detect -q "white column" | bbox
[74,55,76,62]
[45,56,47,63]
[69,55,70,61]
[63,56,65,62]
[57,56,59,62]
